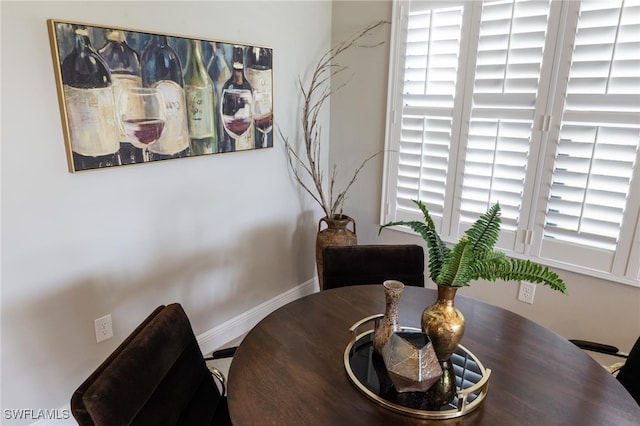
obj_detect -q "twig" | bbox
[280,20,389,218]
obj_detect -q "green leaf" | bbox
[437,238,472,286]
[412,200,450,280]
[465,203,501,253]
[378,200,450,281]
[468,257,568,294]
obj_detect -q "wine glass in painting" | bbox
[253,92,272,148]
[118,87,166,162]
[221,88,253,141]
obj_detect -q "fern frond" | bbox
[427,247,450,282]
[414,199,436,231]
[412,200,450,279]
[475,250,508,264]
[378,220,431,241]
[378,200,450,281]
[465,203,501,253]
[466,254,508,281]
[436,238,473,287]
[470,257,567,294]
[379,219,449,281]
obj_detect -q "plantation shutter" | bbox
[384,0,466,231]
[383,0,640,285]
[454,0,552,251]
[538,0,640,274]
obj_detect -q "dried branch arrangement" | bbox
[279,21,388,219]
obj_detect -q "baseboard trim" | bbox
[196,278,318,354]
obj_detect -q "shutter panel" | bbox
[383,0,640,285]
[390,1,465,226]
[540,0,640,273]
[457,0,552,249]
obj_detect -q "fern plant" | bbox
[379,200,567,294]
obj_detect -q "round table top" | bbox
[227,285,639,425]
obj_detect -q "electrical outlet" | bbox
[94,314,113,343]
[518,281,536,304]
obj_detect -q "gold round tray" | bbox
[344,315,491,420]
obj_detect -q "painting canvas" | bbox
[48,20,273,172]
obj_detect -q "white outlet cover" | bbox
[518,281,536,304]
[94,314,114,343]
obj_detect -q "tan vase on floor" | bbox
[315,215,356,290]
[421,285,465,362]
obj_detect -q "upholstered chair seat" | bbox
[71,304,234,425]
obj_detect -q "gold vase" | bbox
[421,285,465,362]
[315,215,357,290]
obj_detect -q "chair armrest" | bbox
[204,346,237,360]
[606,361,626,375]
[204,346,237,397]
[208,366,227,397]
[569,339,628,358]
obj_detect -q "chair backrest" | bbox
[322,244,425,290]
[617,336,640,405]
[71,304,225,425]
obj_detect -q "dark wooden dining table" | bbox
[227,285,639,425]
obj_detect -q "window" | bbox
[382,0,640,285]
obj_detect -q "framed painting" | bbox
[47,19,273,172]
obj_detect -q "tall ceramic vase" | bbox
[373,280,404,353]
[315,215,357,290]
[421,285,465,362]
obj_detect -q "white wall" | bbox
[1,0,331,420]
[330,0,640,360]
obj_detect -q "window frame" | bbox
[381,0,640,287]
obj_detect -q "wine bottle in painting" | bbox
[209,42,233,153]
[140,35,190,161]
[61,25,120,171]
[183,39,218,155]
[221,45,254,151]
[99,29,145,164]
[245,46,273,148]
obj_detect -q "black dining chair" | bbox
[570,336,640,405]
[71,303,236,425]
[322,244,425,290]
